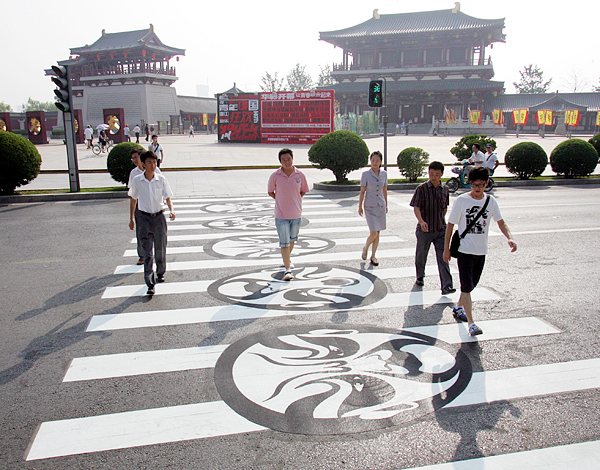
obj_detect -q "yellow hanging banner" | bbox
[597,110,600,127]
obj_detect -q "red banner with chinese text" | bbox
[202,114,208,126]
[565,110,580,127]
[468,109,482,125]
[597,111,600,127]
[537,110,553,126]
[492,109,504,125]
[513,109,528,125]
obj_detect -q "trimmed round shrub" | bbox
[107,142,145,185]
[308,130,369,183]
[397,147,429,182]
[450,134,497,160]
[505,142,548,179]
[0,131,42,194]
[589,133,600,156]
[550,139,599,178]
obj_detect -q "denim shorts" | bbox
[275,218,302,247]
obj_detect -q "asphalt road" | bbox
[1,185,599,469]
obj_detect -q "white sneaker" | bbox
[283,270,293,281]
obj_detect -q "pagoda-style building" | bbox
[56,25,185,128]
[319,4,505,128]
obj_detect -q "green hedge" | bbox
[550,139,599,178]
[450,134,497,160]
[308,130,369,183]
[505,142,548,179]
[107,142,145,185]
[0,131,42,194]
[397,147,429,182]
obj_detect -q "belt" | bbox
[140,209,164,217]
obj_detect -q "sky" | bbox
[2,0,599,110]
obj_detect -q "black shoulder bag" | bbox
[450,196,490,258]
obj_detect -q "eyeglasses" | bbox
[470,183,486,188]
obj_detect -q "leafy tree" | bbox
[397,147,429,182]
[513,64,552,94]
[593,78,600,92]
[0,132,42,194]
[22,98,57,112]
[260,71,284,92]
[317,65,335,87]
[0,101,13,112]
[308,130,369,183]
[286,63,314,91]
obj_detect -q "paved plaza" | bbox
[22,133,599,197]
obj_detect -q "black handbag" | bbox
[450,196,490,258]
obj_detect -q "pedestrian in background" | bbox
[133,124,141,143]
[410,161,455,295]
[144,124,149,141]
[268,148,309,281]
[358,150,387,265]
[148,134,164,167]
[189,124,194,137]
[128,151,176,296]
[124,124,131,142]
[84,125,93,149]
[443,166,517,336]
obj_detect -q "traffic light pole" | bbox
[382,78,388,171]
[52,64,80,192]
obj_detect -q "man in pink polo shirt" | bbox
[268,148,309,281]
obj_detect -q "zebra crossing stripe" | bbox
[122,236,402,257]
[154,225,371,243]
[404,440,600,470]
[171,209,352,223]
[104,264,453,298]
[170,194,323,204]
[92,287,499,329]
[112,248,416,275]
[166,216,361,231]
[67,318,559,382]
[27,358,600,461]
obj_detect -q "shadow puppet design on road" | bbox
[208,265,386,311]
[204,235,334,259]
[204,215,308,231]
[215,325,472,435]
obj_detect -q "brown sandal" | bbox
[370,256,379,266]
[361,246,368,261]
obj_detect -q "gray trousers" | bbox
[138,211,167,287]
[415,228,453,289]
[134,206,143,259]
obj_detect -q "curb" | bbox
[314,178,600,192]
[0,191,129,204]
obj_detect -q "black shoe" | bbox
[442,287,457,295]
[415,278,424,286]
[137,258,144,265]
[146,285,155,295]
[157,275,165,283]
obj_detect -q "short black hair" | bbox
[151,134,158,139]
[131,148,141,157]
[472,143,481,150]
[370,150,383,159]
[140,150,158,163]
[278,148,293,161]
[429,161,444,173]
[467,166,489,183]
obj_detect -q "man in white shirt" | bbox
[484,143,499,174]
[129,151,175,295]
[84,125,93,149]
[469,143,485,165]
[443,167,517,336]
[148,134,164,166]
[133,125,141,143]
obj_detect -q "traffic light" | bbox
[368,80,383,108]
[51,65,70,113]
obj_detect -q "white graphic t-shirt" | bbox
[448,194,503,255]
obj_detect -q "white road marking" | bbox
[66,318,559,382]
[489,227,600,236]
[122,236,403,257]
[27,358,600,461]
[148,225,371,243]
[92,288,500,328]
[171,209,352,222]
[404,440,600,470]
[112,248,415,275]
[166,216,360,231]
[104,263,443,298]
[25,401,266,461]
[171,195,323,204]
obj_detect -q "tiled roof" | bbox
[177,96,217,114]
[320,9,504,40]
[71,26,185,56]
[324,79,504,94]
[484,93,600,112]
